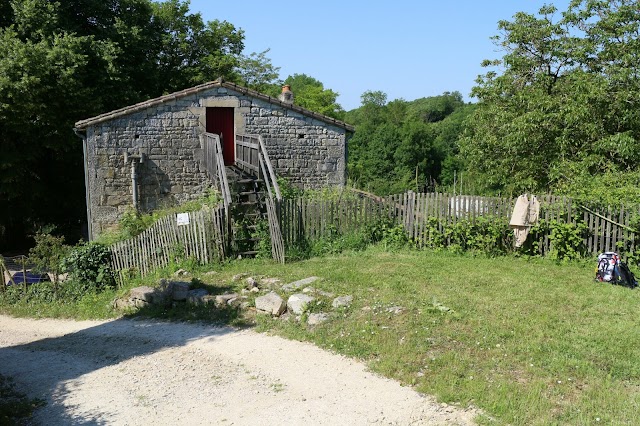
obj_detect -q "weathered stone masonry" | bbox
[76,81,353,238]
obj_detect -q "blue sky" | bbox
[188,1,572,110]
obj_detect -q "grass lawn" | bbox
[2,247,639,425]
[220,249,640,425]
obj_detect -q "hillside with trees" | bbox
[345,91,474,195]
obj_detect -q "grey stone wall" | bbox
[83,86,347,237]
[242,97,347,188]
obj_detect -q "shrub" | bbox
[62,242,115,292]
[547,220,589,261]
[28,232,70,287]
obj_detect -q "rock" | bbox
[255,291,287,316]
[201,295,217,305]
[187,289,209,305]
[129,285,172,306]
[240,301,251,309]
[282,276,319,292]
[112,298,133,309]
[386,306,404,315]
[287,293,315,315]
[215,293,238,307]
[134,299,150,308]
[307,313,329,325]
[332,295,353,309]
[246,277,258,288]
[203,271,218,277]
[260,277,281,288]
[171,281,191,301]
[232,273,249,282]
[228,296,248,308]
[250,287,260,293]
[302,287,315,293]
[173,268,189,277]
[129,286,156,303]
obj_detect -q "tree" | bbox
[0,0,246,249]
[236,48,281,95]
[283,74,345,120]
[460,1,640,201]
[347,91,470,195]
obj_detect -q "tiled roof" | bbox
[74,79,355,132]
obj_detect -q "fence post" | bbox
[0,262,5,293]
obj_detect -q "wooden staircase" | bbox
[202,132,284,263]
[226,166,266,258]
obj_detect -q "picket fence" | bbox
[109,192,640,280]
[278,192,639,257]
[110,205,228,282]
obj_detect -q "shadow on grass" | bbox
[0,287,255,425]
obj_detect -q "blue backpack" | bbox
[596,252,637,288]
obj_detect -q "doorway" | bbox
[206,107,235,165]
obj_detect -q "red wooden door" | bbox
[206,107,235,165]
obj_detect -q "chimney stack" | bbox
[279,84,294,104]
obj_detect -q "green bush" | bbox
[547,220,588,261]
[62,242,115,291]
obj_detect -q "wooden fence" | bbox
[110,192,640,280]
[278,192,640,257]
[110,205,228,282]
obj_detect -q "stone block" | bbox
[187,288,209,305]
[215,293,239,307]
[172,281,191,301]
[282,276,319,292]
[287,293,315,315]
[255,291,286,316]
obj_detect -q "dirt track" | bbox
[0,315,478,425]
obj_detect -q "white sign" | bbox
[176,213,190,226]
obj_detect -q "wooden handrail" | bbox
[235,133,284,263]
[202,132,231,209]
[257,135,281,201]
[234,134,281,201]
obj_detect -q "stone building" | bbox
[74,79,354,239]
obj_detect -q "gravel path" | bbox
[0,315,478,425]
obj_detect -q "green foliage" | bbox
[96,189,222,244]
[118,208,156,239]
[276,177,303,199]
[421,216,512,255]
[252,219,272,259]
[461,0,640,202]
[236,48,281,95]
[283,73,345,120]
[28,232,69,284]
[62,242,115,292]
[0,0,243,250]
[346,91,473,195]
[547,220,589,262]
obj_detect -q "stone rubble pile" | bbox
[114,274,353,326]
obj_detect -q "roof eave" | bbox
[74,79,355,133]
